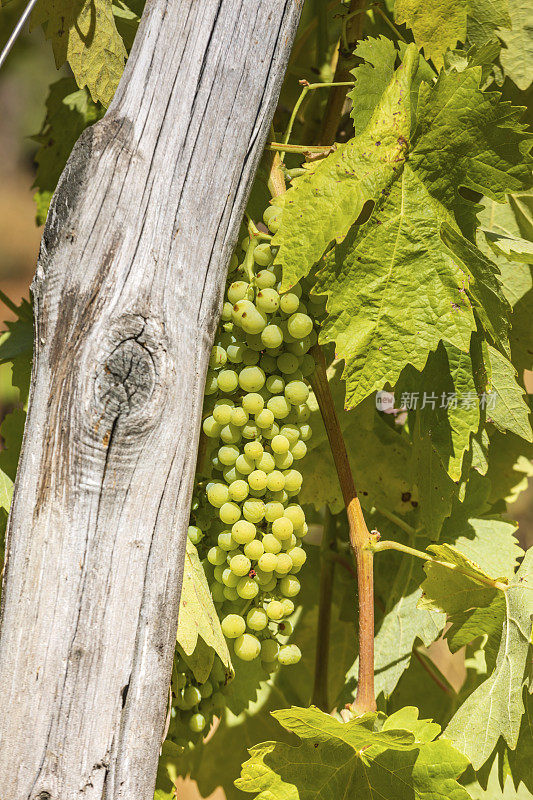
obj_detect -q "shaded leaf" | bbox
[499,0,533,90]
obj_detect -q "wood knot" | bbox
[95,337,155,419]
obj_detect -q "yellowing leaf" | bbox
[395,0,467,68]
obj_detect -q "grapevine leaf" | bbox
[485,345,532,441]
[445,549,533,768]
[154,740,181,799]
[31,0,127,106]
[177,540,232,677]
[0,410,26,483]
[464,754,533,798]
[33,78,103,225]
[505,690,533,794]
[410,417,457,539]
[485,429,533,505]
[467,0,512,50]
[224,650,270,717]
[349,36,398,135]
[394,0,467,68]
[499,0,533,90]
[236,705,472,800]
[388,651,458,728]
[484,229,533,263]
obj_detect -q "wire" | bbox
[0,0,40,72]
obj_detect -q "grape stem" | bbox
[309,344,376,714]
[311,508,337,711]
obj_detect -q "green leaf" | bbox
[484,229,533,263]
[485,429,533,505]
[31,0,127,105]
[154,740,181,799]
[395,0,467,68]
[410,417,457,539]
[236,705,472,800]
[485,345,532,441]
[499,0,533,90]
[33,78,103,225]
[177,540,232,678]
[348,36,399,135]
[445,549,533,769]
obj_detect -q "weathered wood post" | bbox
[0,1,302,797]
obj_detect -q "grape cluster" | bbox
[169,649,228,744]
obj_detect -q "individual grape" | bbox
[280,598,295,616]
[243,498,265,523]
[248,469,268,491]
[300,354,315,377]
[256,269,276,288]
[279,292,299,314]
[242,347,260,366]
[246,607,268,631]
[209,345,227,369]
[258,552,278,571]
[204,370,218,395]
[235,453,255,475]
[246,332,265,352]
[261,324,283,348]
[253,243,274,266]
[219,423,241,444]
[203,416,222,438]
[265,501,285,522]
[256,408,275,428]
[283,470,303,494]
[236,576,259,599]
[271,434,290,454]
[259,354,277,374]
[284,505,305,528]
[278,644,302,666]
[263,205,282,233]
[187,525,203,545]
[218,444,240,465]
[288,546,307,569]
[262,575,278,592]
[294,404,310,423]
[261,639,280,662]
[231,520,256,544]
[227,281,250,304]
[277,352,299,374]
[230,554,251,576]
[217,369,239,393]
[200,681,213,698]
[266,600,284,620]
[287,312,313,339]
[267,395,291,419]
[207,483,230,508]
[222,466,238,484]
[211,582,225,603]
[228,479,249,502]
[286,338,309,357]
[274,553,293,575]
[211,455,222,471]
[280,575,300,597]
[213,565,226,586]
[207,546,227,566]
[242,393,264,415]
[221,301,234,321]
[219,502,241,525]
[266,470,285,492]
[266,374,285,394]
[279,423,300,445]
[256,289,280,314]
[226,342,245,363]
[284,380,309,405]
[261,423,280,439]
[291,440,307,460]
[241,236,250,251]
[184,685,202,707]
[242,422,260,440]
[298,423,312,441]
[212,402,233,425]
[244,538,264,560]
[272,517,293,541]
[223,585,239,601]
[239,366,266,392]
[221,568,240,587]
[234,633,261,661]
[218,531,238,551]
[221,614,246,638]
[262,534,282,554]
[232,300,268,334]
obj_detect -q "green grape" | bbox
[242,347,260,366]
[187,525,203,545]
[243,498,265,523]
[218,531,238,551]
[291,440,307,459]
[259,354,277,373]
[242,393,264,415]
[207,546,227,566]
[298,423,312,441]
[279,424,300,445]
[175,671,187,690]
[235,453,255,475]
[230,406,249,426]
[266,374,285,394]
[212,402,233,425]
[219,502,241,525]
[263,205,282,233]
[274,553,293,575]
[286,338,309,357]
[234,633,261,661]
[244,538,264,560]
[262,534,282,554]
[256,269,276,288]
[236,576,259,599]
[217,369,239,393]
[278,644,302,665]
[283,470,303,494]
[184,685,202,707]
[256,451,275,473]
[209,345,227,368]
[244,440,263,460]
[207,483,230,508]
[253,243,274,266]
[230,554,251,576]
[267,395,291,419]
[221,567,240,587]
[213,565,225,583]
[300,353,315,377]
[204,370,218,395]
[219,423,241,444]
[258,552,278,572]
[256,408,275,428]
[255,567,272,585]
[228,281,250,304]
[211,455,222,471]
[211,582,225,602]
[271,434,290,454]
[277,352,299,374]
[262,575,278,592]
[223,586,239,601]
[222,466,238,484]
[226,342,245,363]
[279,292,299,314]
[232,520,256,544]
[261,423,280,439]
[274,450,293,470]
[218,444,240,465]
[266,600,284,620]
[221,301,234,321]
[265,501,285,522]
[284,380,309,405]
[246,607,268,631]
[261,324,283,348]
[203,416,222,438]
[294,404,310,423]
[228,479,249,502]
[281,598,295,616]
[261,639,280,662]
[280,575,300,597]
[284,505,305,528]
[221,614,246,638]
[242,422,260,440]
[272,517,293,541]
[256,289,280,314]
[246,332,264,351]
[232,300,268,334]
[240,236,250,251]
[266,470,285,492]
[287,312,313,339]
[248,469,268,491]
[239,366,266,392]
[200,681,213,698]
[287,546,307,568]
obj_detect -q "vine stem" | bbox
[310,344,376,713]
[311,508,336,711]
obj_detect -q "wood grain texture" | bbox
[0,1,302,797]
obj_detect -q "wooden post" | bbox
[0,2,302,797]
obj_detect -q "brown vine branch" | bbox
[312,508,337,711]
[309,345,376,713]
